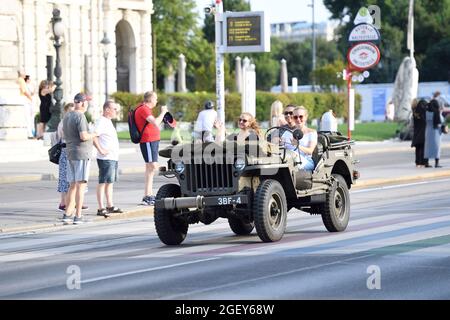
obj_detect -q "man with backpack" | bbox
[133,91,167,205]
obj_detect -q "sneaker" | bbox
[58,205,66,212]
[97,208,110,217]
[106,206,123,214]
[141,195,155,206]
[62,214,73,223]
[73,216,84,225]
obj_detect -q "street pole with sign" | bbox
[215,0,225,132]
[208,2,270,141]
[345,7,381,140]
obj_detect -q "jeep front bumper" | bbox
[154,194,249,210]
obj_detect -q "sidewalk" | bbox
[0,137,449,234]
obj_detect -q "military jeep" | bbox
[154,128,359,245]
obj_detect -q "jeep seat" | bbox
[312,133,330,168]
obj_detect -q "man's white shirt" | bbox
[194,109,217,132]
[94,116,119,161]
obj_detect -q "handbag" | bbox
[441,124,449,135]
[48,141,65,164]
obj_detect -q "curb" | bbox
[352,169,450,189]
[0,207,154,234]
[355,142,450,156]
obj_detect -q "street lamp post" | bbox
[100,32,111,102]
[47,8,64,132]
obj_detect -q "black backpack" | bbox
[128,106,148,144]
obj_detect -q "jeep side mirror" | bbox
[293,129,304,141]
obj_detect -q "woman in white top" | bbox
[292,106,317,171]
[270,100,287,128]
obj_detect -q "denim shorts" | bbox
[97,159,118,184]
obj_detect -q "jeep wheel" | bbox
[321,174,350,232]
[253,179,287,242]
[228,216,254,235]
[154,184,188,245]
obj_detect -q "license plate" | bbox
[217,196,242,205]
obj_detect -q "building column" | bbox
[22,0,35,73]
[140,10,152,92]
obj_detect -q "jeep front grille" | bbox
[185,163,235,194]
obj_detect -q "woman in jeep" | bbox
[292,106,317,171]
[216,112,262,143]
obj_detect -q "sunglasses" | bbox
[293,115,304,120]
[239,118,248,123]
[284,111,294,116]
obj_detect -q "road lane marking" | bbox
[80,257,219,284]
[159,254,374,300]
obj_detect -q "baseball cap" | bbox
[74,93,92,103]
[163,112,177,128]
[204,100,214,109]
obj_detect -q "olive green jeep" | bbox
[154,128,359,245]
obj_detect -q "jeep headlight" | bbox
[174,162,185,174]
[234,158,246,171]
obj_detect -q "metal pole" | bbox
[347,70,352,140]
[311,0,316,92]
[47,8,63,132]
[215,0,225,130]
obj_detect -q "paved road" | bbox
[1,178,449,299]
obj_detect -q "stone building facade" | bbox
[0,0,154,123]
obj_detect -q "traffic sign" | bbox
[348,23,381,43]
[220,11,270,53]
[347,42,381,71]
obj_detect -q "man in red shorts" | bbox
[135,91,167,205]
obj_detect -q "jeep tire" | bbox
[253,179,287,242]
[228,216,254,235]
[321,174,350,232]
[154,184,188,245]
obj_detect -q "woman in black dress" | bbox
[411,99,428,167]
[37,80,55,139]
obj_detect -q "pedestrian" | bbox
[385,99,395,121]
[62,93,98,224]
[37,80,55,140]
[57,102,75,212]
[17,71,34,139]
[270,100,286,128]
[134,91,167,206]
[424,99,444,168]
[411,99,428,168]
[93,100,123,216]
[193,100,220,142]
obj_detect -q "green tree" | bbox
[323,0,450,82]
[202,0,251,43]
[421,38,450,81]
[152,0,200,89]
[312,60,346,92]
[274,38,341,85]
